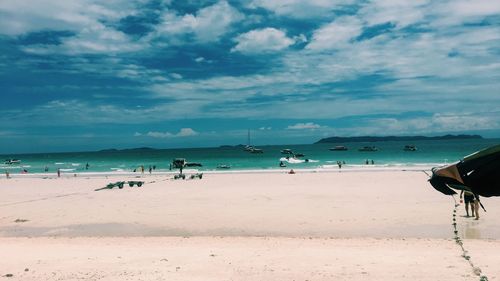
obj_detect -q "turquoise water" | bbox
[1,139,499,174]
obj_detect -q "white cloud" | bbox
[431,113,499,132]
[170,73,183,79]
[287,122,322,130]
[0,0,147,55]
[231,28,295,53]
[177,128,199,137]
[358,0,428,29]
[430,0,500,27]
[146,131,173,138]
[248,0,355,19]
[146,128,199,138]
[155,1,243,43]
[0,0,133,36]
[306,16,363,50]
[21,23,145,55]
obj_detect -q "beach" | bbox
[1,170,499,280]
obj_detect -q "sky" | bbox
[1,0,500,153]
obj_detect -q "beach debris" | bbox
[24,268,29,272]
[14,219,29,223]
[450,196,488,281]
[3,274,13,277]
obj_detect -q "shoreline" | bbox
[1,164,438,179]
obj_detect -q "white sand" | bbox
[1,171,499,280]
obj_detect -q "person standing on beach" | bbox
[460,190,480,219]
[149,166,152,174]
[57,168,61,178]
[141,165,144,174]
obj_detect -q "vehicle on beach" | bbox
[404,145,417,151]
[4,159,21,164]
[329,146,348,151]
[358,146,378,152]
[94,181,144,191]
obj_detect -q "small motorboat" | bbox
[329,146,348,151]
[281,149,294,154]
[217,164,231,169]
[4,159,21,165]
[358,146,378,152]
[249,147,264,153]
[404,145,417,151]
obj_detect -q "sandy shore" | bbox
[1,171,499,280]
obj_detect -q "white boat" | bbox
[281,149,294,154]
[358,146,378,152]
[249,147,263,153]
[217,164,231,169]
[244,130,264,153]
[329,146,348,151]
[280,157,304,164]
[4,159,21,165]
[404,145,417,151]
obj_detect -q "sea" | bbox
[1,138,499,174]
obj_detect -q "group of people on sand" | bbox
[460,190,480,220]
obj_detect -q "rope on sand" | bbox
[451,196,488,281]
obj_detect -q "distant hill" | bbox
[315,134,483,144]
[99,147,157,152]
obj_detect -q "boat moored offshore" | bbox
[404,145,417,151]
[329,146,348,151]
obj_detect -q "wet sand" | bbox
[1,171,499,280]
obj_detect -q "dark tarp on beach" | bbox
[429,144,500,197]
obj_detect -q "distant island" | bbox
[99,147,157,153]
[315,134,482,144]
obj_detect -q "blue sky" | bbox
[1,0,499,153]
